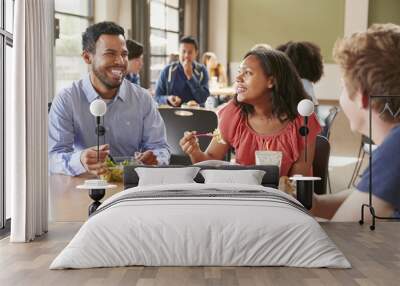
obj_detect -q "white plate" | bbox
[76,184,117,190]
[289,176,321,181]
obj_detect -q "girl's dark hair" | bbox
[235,49,309,122]
[276,41,324,83]
[82,21,125,53]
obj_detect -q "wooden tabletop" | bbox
[48,174,124,222]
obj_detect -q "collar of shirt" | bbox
[82,73,129,103]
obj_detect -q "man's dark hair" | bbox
[126,39,144,60]
[82,21,125,53]
[235,49,309,122]
[179,36,198,50]
[276,41,324,83]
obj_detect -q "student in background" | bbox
[276,41,323,105]
[180,48,321,177]
[311,23,400,221]
[125,39,144,86]
[202,52,228,88]
[154,36,210,107]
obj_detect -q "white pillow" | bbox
[135,167,200,186]
[200,169,266,185]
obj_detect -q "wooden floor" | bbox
[1,222,399,286]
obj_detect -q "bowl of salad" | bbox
[100,156,142,182]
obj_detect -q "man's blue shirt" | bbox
[154,62,210,105]
[48,74,170,176]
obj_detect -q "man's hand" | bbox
[135,150,158,165]
[167,95,182,107]
[182,60,193,79]
[80,144,109,176]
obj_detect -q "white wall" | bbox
[208,0,228,68]
[315,0,368,100]
[119,0,132,37]
[314,64,342,101]
[94,0,120,23]
[345,0,369,36]
[184,0,198,38]
[94,0,131,36]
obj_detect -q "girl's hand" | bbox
[179,131,201,155]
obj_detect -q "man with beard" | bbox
[49,22,170,176]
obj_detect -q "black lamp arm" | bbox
[299,116,309,163]
[96,116,100,163]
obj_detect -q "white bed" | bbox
[50,183,350,269]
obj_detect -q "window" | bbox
[149,0,182,88]
[54,0,93,98]
[1,0,14,232]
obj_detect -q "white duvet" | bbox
[50,183,351,269]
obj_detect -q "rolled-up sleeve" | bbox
[48,91,86,176]
[140,93,171,165]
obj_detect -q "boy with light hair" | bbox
[312,23,400,221]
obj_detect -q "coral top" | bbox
[218,101,322,176]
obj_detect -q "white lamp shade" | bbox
[297,99,314,117]
[90,99,107,117]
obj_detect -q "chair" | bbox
[158,107,218,165]
[318,106,339,140]
[312,135,331,195]
[315,105,339,193]
[348,135,376,187]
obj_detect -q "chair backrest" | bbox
[312,135,331,194]
[321,106,339,139]
[361,135,377,154]
[362,134,374,145]
[158,107,218,165]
